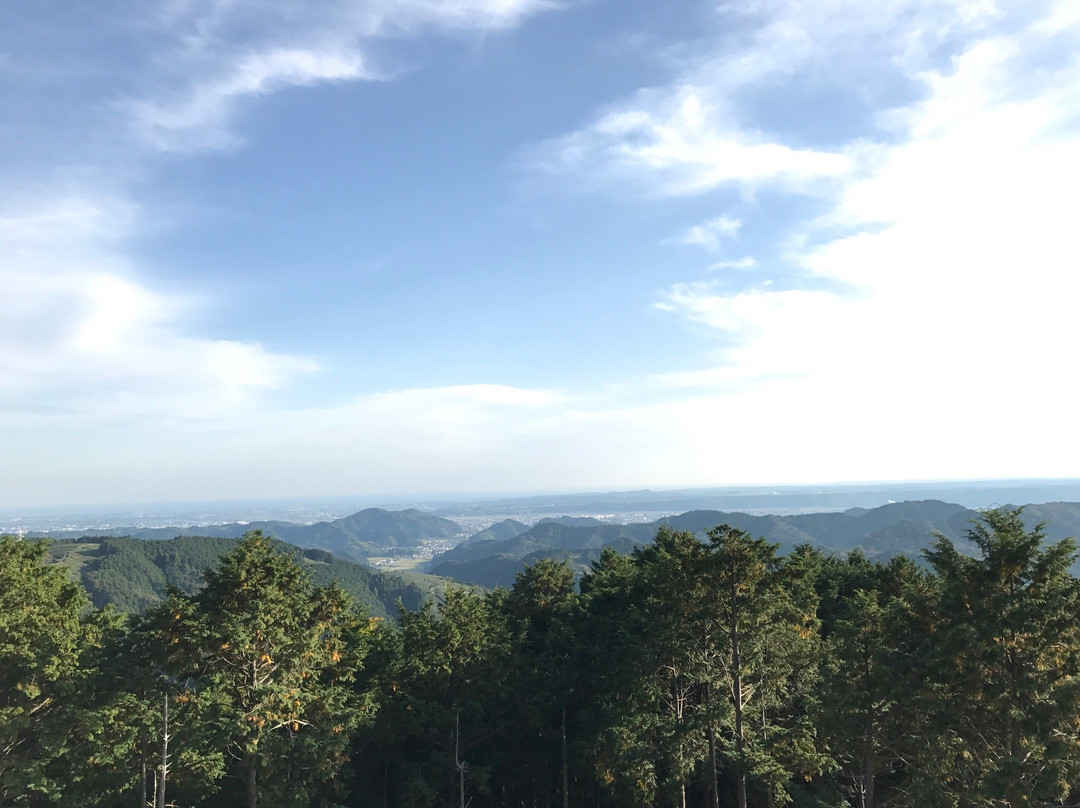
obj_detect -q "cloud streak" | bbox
[677,214,743,252]
[128,0,556,152]
[0,193,317,420]
[130,48,375,152]
[538,87,850,195]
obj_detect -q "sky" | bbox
[2,0,1080,509]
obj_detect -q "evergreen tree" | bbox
[916,508,1080,806]
[706,525,825,808]
[577,545,658,807]
[155,531,369,808]
[811,553,931,808]
[502,558,580,808]
[634,527,714,808]
[368,587,511,808]
[0,536,89,804]
[818,587,902,808]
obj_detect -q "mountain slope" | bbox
[46,534,454,618]
[463,519,531,546]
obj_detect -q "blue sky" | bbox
[3,0,1079,508]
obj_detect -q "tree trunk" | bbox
[730,578,746,808]
[861,715,875,808]
[140,729,147,808]
[158,692,168,808]
[455,712,466,808]
[706,681,720,808]
[245,753,258,808]
[561,700,569,808]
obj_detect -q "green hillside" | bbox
[46,533,455,618]
[462,518,530,545]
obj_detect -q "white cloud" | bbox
[532,0,1020,196]
[130,48,374,152]
[128,0,557,152]
[539,86,850,195]
[0,381,570,506]
[0,0,560,417]
[653,1,1080,477]
[377,0,557,32]
[7,0,1080,508]
[0,193,317,420]
[709,256,757,270]
[1030,1,1080,33]
[9,358,1076,508]
[678,214,743,251]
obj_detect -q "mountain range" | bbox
[31,507,464,563]
[428,500,1080,588]
[28,499,1080,599]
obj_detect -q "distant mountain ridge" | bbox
[29,507,464,563]
[427,500,1080,588]
[438,480,1080,518]
[28,500,1080,594]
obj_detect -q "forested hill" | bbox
[429,499,1080,587]
[46,534,453,618]
[33,507,464,563]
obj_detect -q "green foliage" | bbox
[706,526,827,807]
[370,587,511,807]
[913,509,1080,807]
[11,511,1080,808]
[50,533,437,618]
[0,536,89,803]
[157,531,371,808]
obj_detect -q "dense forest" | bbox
[3,509,1080,807]
[43,535,448,618]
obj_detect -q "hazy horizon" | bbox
[7,477,1080,534]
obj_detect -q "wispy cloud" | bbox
[677,214,743,251]
[653,1,1080,464]
[709,257,757,270]
[0,193,317,420]
[127,0,557,153]
[129,48,375,152]
[530,0,1019,198]
[537,87,850,195]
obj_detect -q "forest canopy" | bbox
[2,509,1079,808]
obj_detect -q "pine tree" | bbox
[577,545,658,807]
